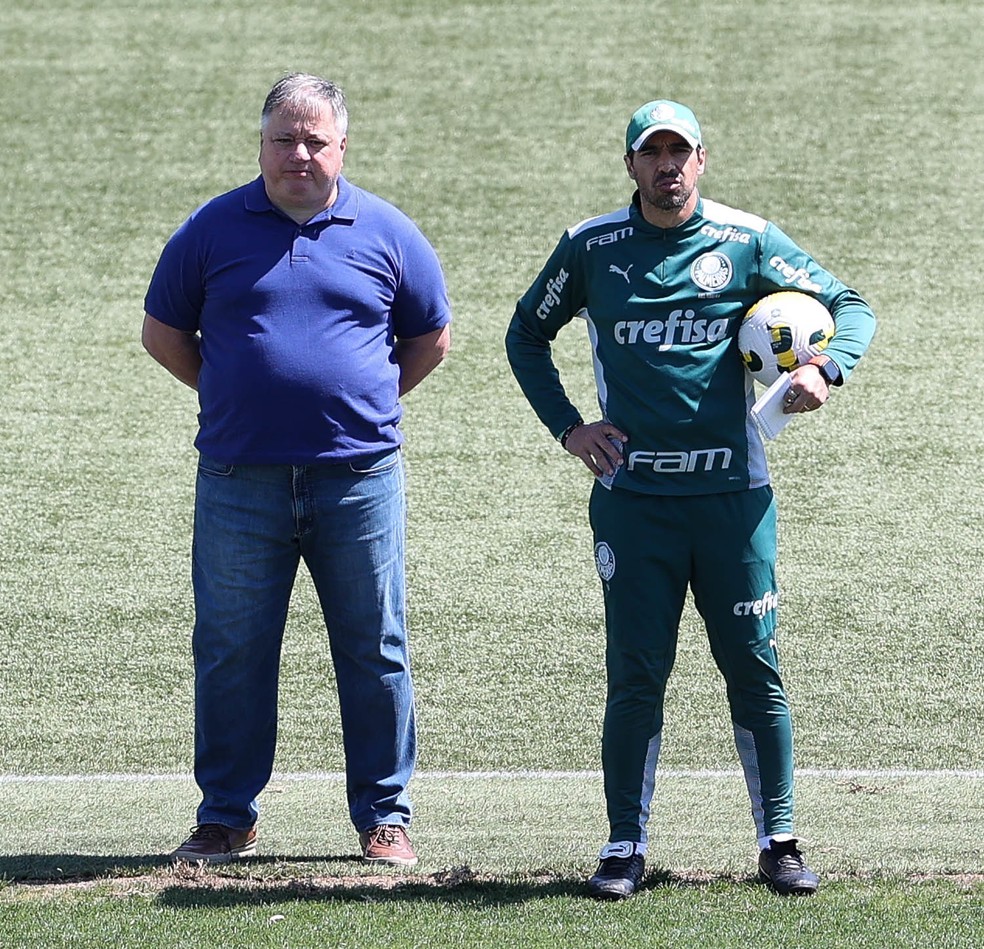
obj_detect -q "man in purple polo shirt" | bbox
[143,73,451,868]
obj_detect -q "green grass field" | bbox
[1,0,982,945]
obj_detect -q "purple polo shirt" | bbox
[144,176,451,463]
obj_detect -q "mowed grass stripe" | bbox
[2,768,984,784]
[2,773,981,879]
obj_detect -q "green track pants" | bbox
[589,482,794,848]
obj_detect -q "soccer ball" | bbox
[738,291,835,386]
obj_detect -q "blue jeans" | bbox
[190,449,415,833]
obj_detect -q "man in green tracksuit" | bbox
[505,100,876,900]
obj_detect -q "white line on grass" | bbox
[1,768,982,784]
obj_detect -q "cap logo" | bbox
[627,100,701,153]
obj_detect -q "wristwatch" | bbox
[808,355,841,387]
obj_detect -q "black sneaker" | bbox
[587,844,645,900]
[758,838,819,895]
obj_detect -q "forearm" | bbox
[142,313,202,390]
[504,309,581,438]
[825,289,877,382]
[395,324,450,396]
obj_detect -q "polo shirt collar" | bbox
[244,175,359,224]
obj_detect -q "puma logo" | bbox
[609,263,633,283]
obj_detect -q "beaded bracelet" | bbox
[559,419,583,448]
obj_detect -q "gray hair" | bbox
[261,73,349,136]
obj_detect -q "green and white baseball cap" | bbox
[625,100,702,152]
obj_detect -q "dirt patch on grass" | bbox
[5,864,983,902]
[4,862,491,901]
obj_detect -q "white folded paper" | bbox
[750,374,796,441]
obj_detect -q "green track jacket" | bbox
[506,194,876,496]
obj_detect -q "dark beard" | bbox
[647,185,691,211]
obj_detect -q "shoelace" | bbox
[368,826,403,846]
[770,842,806,868]
[188,824,227,842]
[600,854,639,874]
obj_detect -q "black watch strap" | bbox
[811,356,840,386]
[819,359,840,386]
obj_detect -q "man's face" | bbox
[624,130,705,219]
[259,105,346,220]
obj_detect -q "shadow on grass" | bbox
[0,852,356,883]
[155,867,756,908]
[0,854,755,905]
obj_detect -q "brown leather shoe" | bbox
[171,823,257,864]
[359,824,418,867]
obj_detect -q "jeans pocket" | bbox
[198,455,235,477]
[348,449,400,475]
